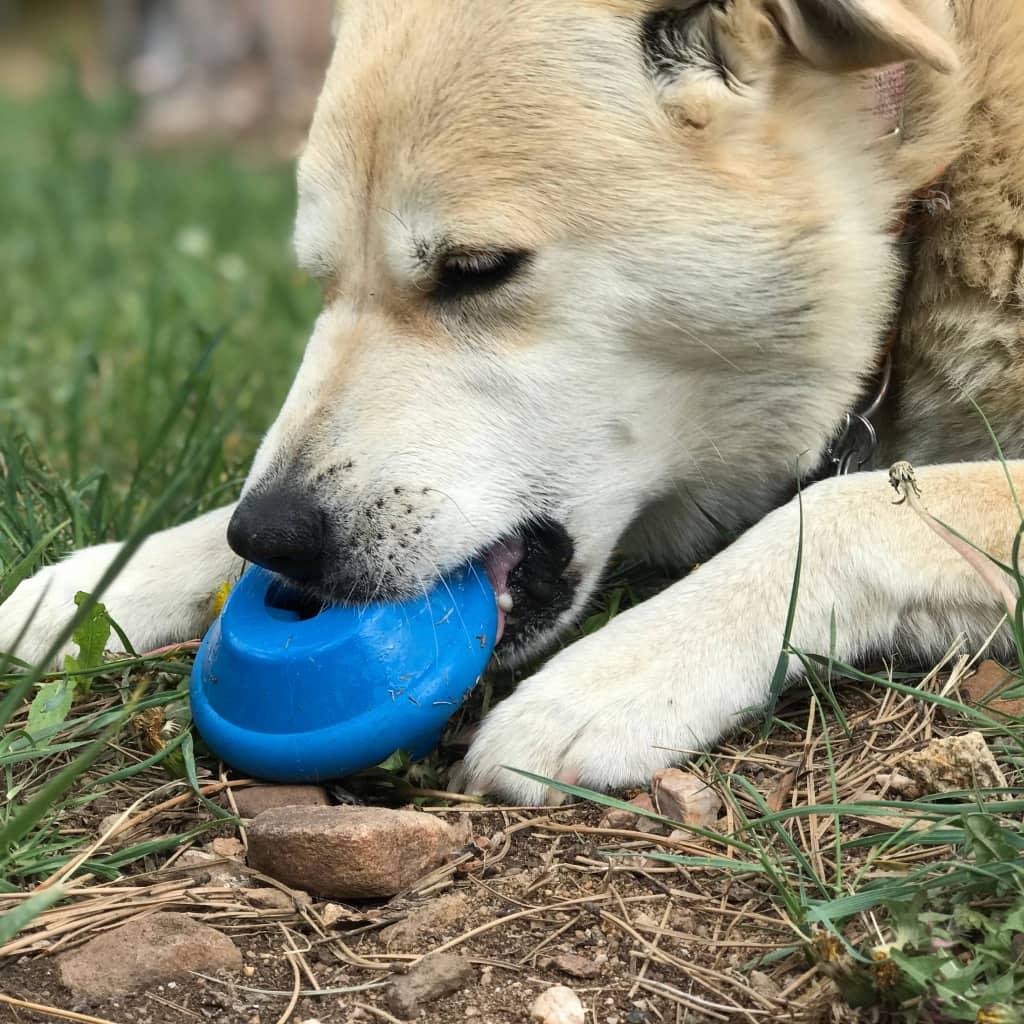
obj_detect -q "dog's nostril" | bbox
[227,487,325,582]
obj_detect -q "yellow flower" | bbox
[811,930,843,963]
[212,580,234,616]
[977,1005,1017,1024]
[870,950,902,991]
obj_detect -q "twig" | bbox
[397,788,486,803]
[603,909,770,1016]
[145,991,202,1018]
[629,897,671,998]
[190,973,388,998]
[282,923,320,991]
[352,1003,404,1024]
[221,762,248,855]
[411,893,613,963]
[515,912,584,966]
[633,977,751,1020]
[138,640,202,658]
[0,993,120,1024]
[777,965,820,1000]
[34,781,182,892]
[273,925,303,1024]
[889,460,1018,612]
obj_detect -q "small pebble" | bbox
[531,985,585,1024]
[550,952,601,979]
[387,953,475,1019]
[652,768,722,828]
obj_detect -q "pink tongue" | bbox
[481,538,526,645]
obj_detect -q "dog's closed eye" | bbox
[434,249,532,300]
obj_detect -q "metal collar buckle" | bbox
[825,354,893,476]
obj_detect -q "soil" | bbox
[0,802,836,1024]
[5,676,989,1024]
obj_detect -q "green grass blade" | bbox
[0,519,70,604]
[0,884,66,945]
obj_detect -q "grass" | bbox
[0,64,317,552]
[0,69,311,898]
[1,69,1023,1023]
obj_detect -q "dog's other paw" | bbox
[461,604,732,805]
[459,543,801,806]
[0,506,241,668]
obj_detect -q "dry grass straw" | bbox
[3,632,1020,1021]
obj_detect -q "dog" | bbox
[4,0,1024,805]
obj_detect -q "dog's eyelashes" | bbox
[434,249,532,300]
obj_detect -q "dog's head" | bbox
[228,0,958,661]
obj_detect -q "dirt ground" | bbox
[6,663,1017,1024]
[0,800,836,1024]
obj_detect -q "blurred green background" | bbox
[0,0,329,563]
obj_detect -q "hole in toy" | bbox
[265,580,323,622]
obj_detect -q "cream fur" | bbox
[3,0,1023,804]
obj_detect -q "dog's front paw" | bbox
[461,614,726,805]
[0,544,131,667]
[0,506,242,668]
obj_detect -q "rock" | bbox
[321,903,354,928]
[321,902,381,928]
[209,837,245,859]
[176,848,251,887]
[246,806,458,899]
[962,661,1024,719]
[598,794,667,834]
[748,970,782,1001]
[550,953,601,980]
[453,815,475,847]
[387,953,475,1018]
[891,732,1008,799]
[98,811,128,837]
[765,768,799,813]
[531,985,585,1024]
[652,769,722,828]
[232,784,330,819]
[58,913,241,999]
[380,892,471,949]
[241,888,295,911]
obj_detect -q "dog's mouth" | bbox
[481,518,578,653]
[255,513,578,657]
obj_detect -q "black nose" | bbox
[227,487,325,582]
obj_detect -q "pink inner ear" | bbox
[869,62,907,135]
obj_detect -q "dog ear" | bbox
[762,0,958,73]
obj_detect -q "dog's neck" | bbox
[821,64,953,478]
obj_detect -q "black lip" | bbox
[501,518,578,649]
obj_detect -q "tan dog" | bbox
[4,0,1023,804]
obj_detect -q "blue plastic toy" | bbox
[189,564,497,783]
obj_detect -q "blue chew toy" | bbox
[189,564,497,783]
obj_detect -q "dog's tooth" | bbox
[498,592,514,612]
